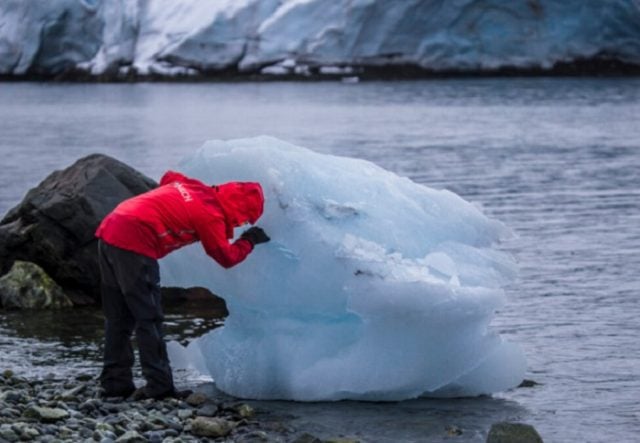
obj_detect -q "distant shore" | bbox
[2,57,639,83]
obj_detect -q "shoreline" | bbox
[0,369,543,443]
[0,370,301,443]
[2,58,639,84]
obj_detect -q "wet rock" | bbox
[0,389,27,403]
[190,416,235,438]
[446,424,463,436]
[75,373,94,382]
[196,404,219,417]
[292,433,323,443]
[518,379,541,388]
[177,409,194,420]
[115,430,147,442]
[0,425,19,442]
[0,261,73,309]
[487,422,544,443]
[23,406,70,423]
[59,383,87,400]
[234,403,255,419]
[0,154,157,304]
[185,392,207,407]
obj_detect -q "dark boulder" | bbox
[487,422,543,443]
[0,154,157,304]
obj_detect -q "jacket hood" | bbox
[215,182,265,238]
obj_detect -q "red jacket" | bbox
[96,171,264,268]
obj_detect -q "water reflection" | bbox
[200,382,529,442]
[0,306,223,379]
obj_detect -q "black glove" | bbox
[240,226,270,246]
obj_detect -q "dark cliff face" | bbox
[0,154,157,304]
[1,0,639,79]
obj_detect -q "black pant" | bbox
[98,240,174,397]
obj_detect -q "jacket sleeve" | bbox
[159,170,189,186]
[195,212,254,269]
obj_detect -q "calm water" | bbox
[0,79,639,442]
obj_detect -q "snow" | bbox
[162,136,526,401]
[1,0,638,76]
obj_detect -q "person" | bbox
[95,170,270,400]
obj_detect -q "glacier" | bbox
[161,136,526,401]
[0,0,639,77]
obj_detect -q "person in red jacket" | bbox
[95,171,270,400]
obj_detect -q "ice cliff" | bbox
[1,0,639,77]
[161,137,526,401]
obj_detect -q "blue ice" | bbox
[162,136,526,401]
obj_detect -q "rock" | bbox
[0,261,73,309]
[0,426,19,442]
[59,383,87,400]
[196,404,219,417]
[518,379,541,388]
[161,286,228,314]
[234,403,255,419]
[75,373,94,382]
[184,392,207,407]
[292,433,323,443]
[19,426,40,439]
[487,422,543,443]
[190,417,235,438]
[0,154,157,304]
[177,409,193,420]
[446,424,463,436]
[0,390,27,403]
[115,430,147,443]
[23,406,70,423]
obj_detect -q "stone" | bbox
[0,428,19,442]
[0,390,27,403]
[518,379,541,388]
[234,403,254,419]
[75,374,94,382]
[446,424,463,436]
[20,426,41,439]
[190,417,235,438]
[115,430,147,443]
[0,261,73,309]
[59,383,87,400]
[0,154,157,304]
[487,422,544,443]
[292,433,322,443]
[184,392,207,407]
[196,404,219,417]
[23,406,70,423]
[177,409,193,420]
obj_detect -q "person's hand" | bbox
[241,226,270,245]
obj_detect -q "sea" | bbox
[0,78,639,442]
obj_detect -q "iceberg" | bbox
[1,0,639,77]
[162,137,526,401]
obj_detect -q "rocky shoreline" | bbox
[0,370,299,443]
[2,56,640,84]
[0,369,545,443]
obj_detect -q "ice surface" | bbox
[163,137,526,401]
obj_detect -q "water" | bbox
[1,78,639,442]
